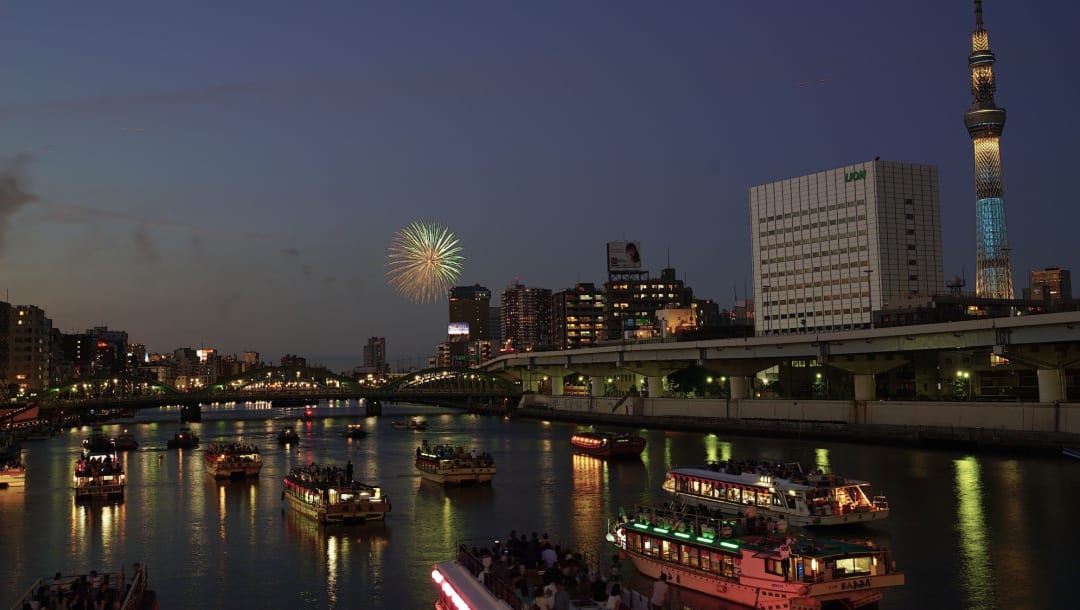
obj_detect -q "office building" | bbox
[448,285,491,341]
[8,305,53,394]
[750,159,943,334]
[363,337,387,373]
[603,268,693,341]
[1028,268,1072,301]
[965,0,1014,298]
[553,283,605,350]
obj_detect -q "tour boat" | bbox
[282,463,391,524]
[663,460,890,527]
[11,564,150,610]
[0,457,26,489]
[114,430,139,451]
[415,440,495,486]
[432,544,531,610]
[83,426,115,453]
[277,426,300,445]
[74,447,125,501]
[166,426,200,449]
[393,418,429,431]
[343,423,368,439]
[608,502,904,609]
[570,430,646,458]
[204,442,263,479]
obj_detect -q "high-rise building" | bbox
[603,268,693,341]
[8,305,53,394]
[0,301,9,394]
[500,282,552,352]
[750,160,943,334]
[1029,268,1072,301]
[552,283,605,350]
[363,337,387,373]
[448,285,491,341]
[965,0,1014,298]
[487,306,502,346]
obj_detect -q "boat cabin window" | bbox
[833,555,873,576]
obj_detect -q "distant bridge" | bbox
[35,366,522,414]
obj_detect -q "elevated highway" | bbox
[481,311,1080,403]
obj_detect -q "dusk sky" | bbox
[2,1,1077,372]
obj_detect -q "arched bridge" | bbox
[37,366,523,413]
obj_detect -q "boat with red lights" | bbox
[74,446,125,501]
[663,459,890,527]
[608,502,904,609]
[415,440,495,486]
[282,463,391,524]
[204,442,263,479]
[570,430,646,458]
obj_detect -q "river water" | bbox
[1,400,1076,610]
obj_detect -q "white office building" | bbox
[749,159,943,335]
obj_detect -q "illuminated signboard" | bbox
[607,241,642,271]
[448,322,470,336]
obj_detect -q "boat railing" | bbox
[8,566,147,610]
[454,543,528,610]
[872,495,889,510]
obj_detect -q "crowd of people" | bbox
[462,530,630,610]
[18,563,157,610]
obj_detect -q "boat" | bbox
[607,502,904,609]
[343,423,368,439]
[415,440,495,486]
[662,460,890,527]
[0,456,26,489]
[1063,446,1080,460]
[82,426,115,453]
[282,463,391,524]
[10,564,150,610]
[570,430,646,458]
[74,446,125,501]
[204,442,263,479]
[432,544,531,610]
[392,418,429,431]
[114,430,139,451]
[277,426,300,444]
[166,426,200,449]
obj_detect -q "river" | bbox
[1,400,1076,609]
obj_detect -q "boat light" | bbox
[652,527,670,534]
[719,541,740,550]
[811,559,818,571]
[695,536,713,543]
[674,532,691,539]
[633,523,650,530]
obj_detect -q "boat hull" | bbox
[206,461,263,479]
[0,470,26,489]
[416,465,496,486]
[570,433,646,459]
[284,487,390,524]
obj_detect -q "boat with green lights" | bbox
[607,502,903,609]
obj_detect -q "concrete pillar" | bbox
[1037,368,1065,403]
[589,378,601,397]
[647,375,664,398]
[551,375,564,396]
[853,374,876,401]
[729,376,751,400]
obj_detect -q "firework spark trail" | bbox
[386,220,464,303]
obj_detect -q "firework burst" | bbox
[385,220,465,303]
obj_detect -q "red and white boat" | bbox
[570,431,646,458]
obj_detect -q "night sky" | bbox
[2,1,1077,372]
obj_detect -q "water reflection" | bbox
[954,456,992,609]
[702,435,733,465]
[282,510,390,609]
[70,501,127,566]
[208,478,259,542]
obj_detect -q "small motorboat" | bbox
[166,426,200,449]
[277,427,300,445]
[114,430,139,451]
[343,424,368,439]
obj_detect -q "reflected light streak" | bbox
[814,448,831,473]
[954,457,993,609]
[569,455,606,550]
[218,484,227,541]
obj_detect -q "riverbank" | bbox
[514,398,1080,455]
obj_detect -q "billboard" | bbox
[607,241,642,271]
[448,322,470,336]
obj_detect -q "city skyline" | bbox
[2,1,1077,371]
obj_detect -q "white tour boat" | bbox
[415,440,495,486]
[283,463,391,524]
[608,502,904,609]
[204,442,263,479]
[74,447,125,502]
[663,460,889,527]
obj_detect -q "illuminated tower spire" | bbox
[964,0,1014,298]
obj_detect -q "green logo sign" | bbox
[845,169,866,183]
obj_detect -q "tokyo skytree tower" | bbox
[964,0,1014,298]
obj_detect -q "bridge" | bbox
[481,310,1080,404]
[34,366,522,414]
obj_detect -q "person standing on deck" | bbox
[650,573,669,610]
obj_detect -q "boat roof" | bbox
[669,466,870,491]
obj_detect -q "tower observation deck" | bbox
[964,0,1014,299]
